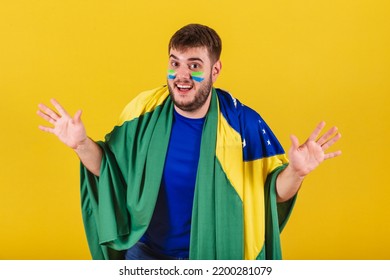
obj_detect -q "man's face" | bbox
[167,47,221,118]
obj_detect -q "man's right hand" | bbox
[37,98,87,149]
[37,99,102,176]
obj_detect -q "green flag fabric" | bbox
[80,86,296,260]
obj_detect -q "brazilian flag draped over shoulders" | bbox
[80,86,296,260]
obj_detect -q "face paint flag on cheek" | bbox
[168,69,176,80]
[191,71,204,82]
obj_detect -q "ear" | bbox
[211,60,222,83]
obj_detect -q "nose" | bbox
[175,66,191,80]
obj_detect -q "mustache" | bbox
[173,78,194,84]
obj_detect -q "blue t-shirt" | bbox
[141,109,205,258]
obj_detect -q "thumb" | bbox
[73,109,83,124]
[290,134,300,150]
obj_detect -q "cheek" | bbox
[191,71,205,83]
[167,70,176,80]
[167,79,175,89]
[192,77,205,83]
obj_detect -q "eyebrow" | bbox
[169,54,204,63]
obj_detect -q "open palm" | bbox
[37,99,87,149]
[288,121,341,178]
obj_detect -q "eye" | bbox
[171,61,179,68]
[190,63,200,70]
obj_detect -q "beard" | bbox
[168,73,213,113]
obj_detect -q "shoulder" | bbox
[215,88,263,131]
[215,88,285,160]
[118,86,170,126]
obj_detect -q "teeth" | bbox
[177,84,192,89]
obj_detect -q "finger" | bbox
[321,132,342,151]
[50,98,70,118]
[317,126,339,146]
[324,150,342,160]
[73,109,82,124]
[37,109,56,125]
[308,121,326,142]
[38,103,61,121]
[38,125,54,133]
[290,134,300,149]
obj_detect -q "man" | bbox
[37,24,341,260]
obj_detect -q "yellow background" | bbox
[0,0,389,259]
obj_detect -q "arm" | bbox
[73,137,102,176]
[276,121,342,202]
[37,99,102,176]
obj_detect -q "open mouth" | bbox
[175,83,193,93]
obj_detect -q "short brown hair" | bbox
[168,24,222,63]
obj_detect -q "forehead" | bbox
[169,47,211,63]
